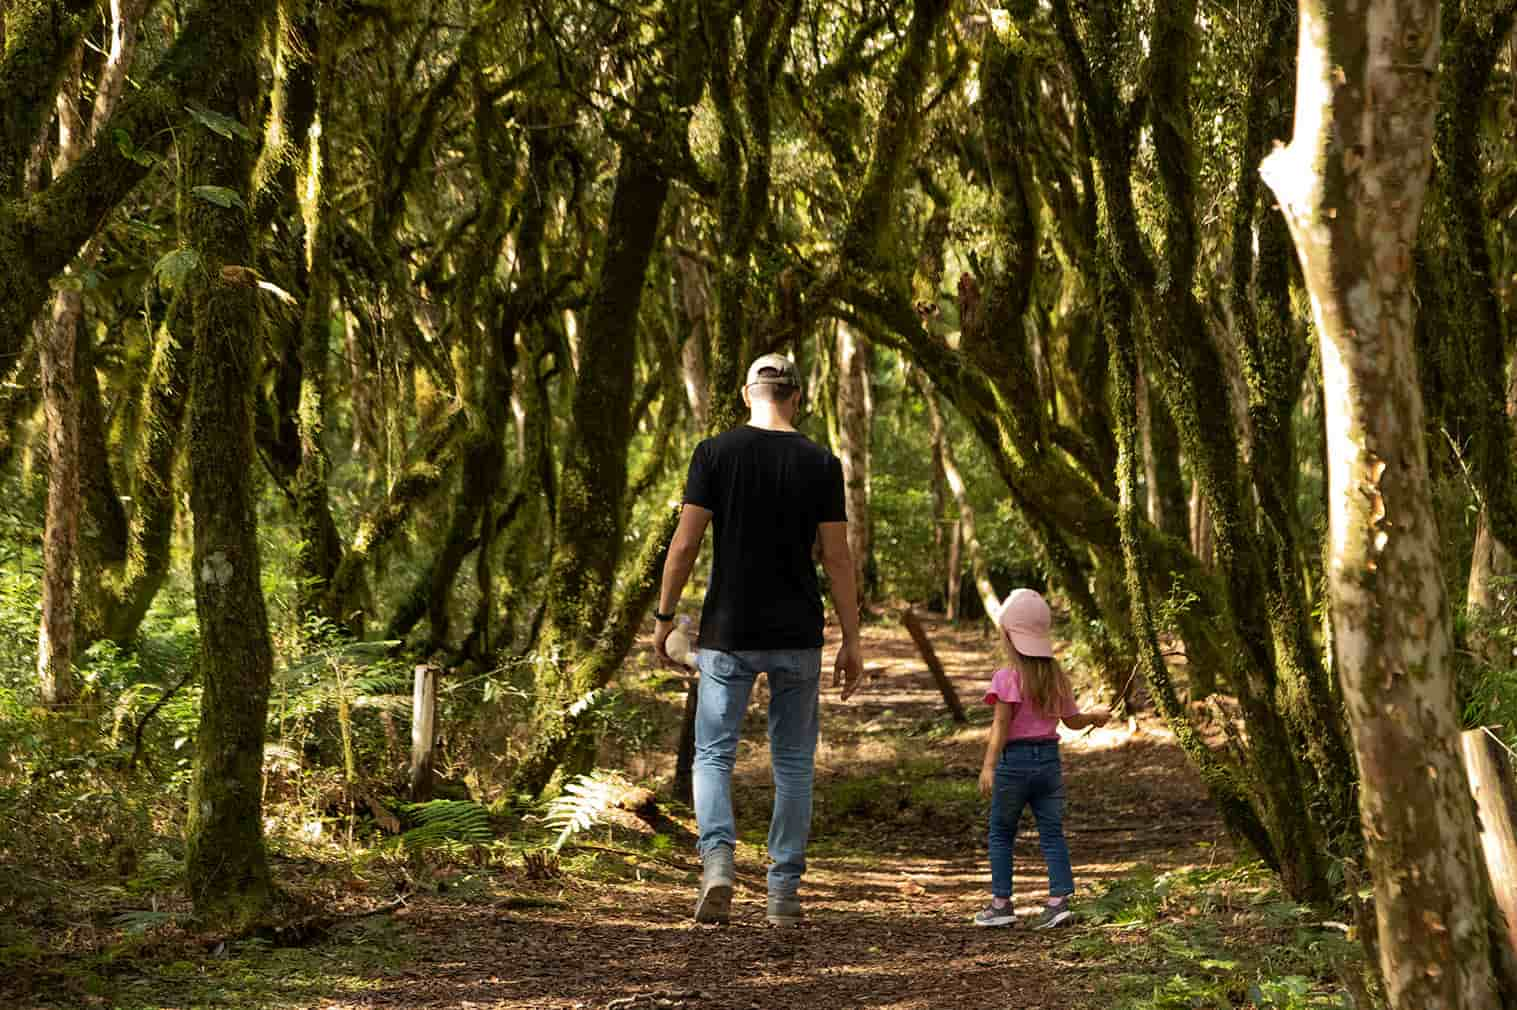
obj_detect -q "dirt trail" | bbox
[318,619,1229,1010]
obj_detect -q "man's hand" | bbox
[653,620,682,672]
[1089,707,1111,728]
[833,637,865,700]
[978,765,995,799]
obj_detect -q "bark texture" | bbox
[836,320,872,599]
[35,48,86,705]
[181,0,275,926]
[1262,1,1508,1003]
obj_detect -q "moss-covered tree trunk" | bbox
[181,2,275,926]
[0,0,282,363]
[71,0,151,650]
[35,51,86,706]
[290,7,343,626]
[76,298,194,646]
[1262,0,1511,1002]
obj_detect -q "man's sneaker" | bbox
[973,902,1017,927]
[694,845,735,924]
[766,893,803,928]
[1033,898,1074,930]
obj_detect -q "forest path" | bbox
[307,618,1229,1010]
[73,618,1231,1010]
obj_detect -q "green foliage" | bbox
[185,104,254,141]
[1071,863,1358,1010]
[544,770,628,852]
[394,800,493,849]
[189,184,247,210]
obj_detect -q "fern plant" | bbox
[395,799,493,850]
[544,770,628,852]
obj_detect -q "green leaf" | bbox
[153,248,201,290]
[112,128,158,167]
[190,185,247,210]
[186,104,253,141]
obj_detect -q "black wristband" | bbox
[654,610,675,622]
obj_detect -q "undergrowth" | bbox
[1068,862,1362,1010]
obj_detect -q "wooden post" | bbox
[410,664,438,801]
[1461,728,1517,959]
[901,608,967,723]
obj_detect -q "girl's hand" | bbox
[978,765,995,799]
[1091,707,1111,728]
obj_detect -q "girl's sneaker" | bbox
[973,902,1017,927]
[1033,898,1074,930]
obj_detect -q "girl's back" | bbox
[983,664,1078,741]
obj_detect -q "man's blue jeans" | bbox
[987,740,1075,899]
[693,648,821,897]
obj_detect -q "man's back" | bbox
[683,425,846,651]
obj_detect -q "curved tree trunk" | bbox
[1262,1,1510,1003]
[836,320,872,601]
[182,3,275,926]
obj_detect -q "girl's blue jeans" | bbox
[692,648,821,898]
[988,740,1075,899]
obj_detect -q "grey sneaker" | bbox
[973,902,1016,927]
[1032,898,1074,930]
[694,845,735,923]
[766,893,803,928]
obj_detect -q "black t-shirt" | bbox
[682,425,847,651]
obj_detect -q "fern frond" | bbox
[544,770,629,852]
[394,799,493,849]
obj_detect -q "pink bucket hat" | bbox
[997,588,1054,658]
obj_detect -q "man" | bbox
[654,352,864,928]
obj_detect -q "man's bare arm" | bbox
[653,505,711,669]
[817,521,864,697]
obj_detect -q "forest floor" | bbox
[10,618,1362,1010]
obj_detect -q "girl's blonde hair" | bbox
[1009,643,1073,717]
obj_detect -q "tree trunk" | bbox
[73,0,152,649]
[923,382,998,622]
[902,608,966,723]
[37,287,80,706]
[944,516,962,622]
[182,11,275,926]
[516,19,708,792]
[1461,728,1517,965]
[36,51,86,706]
[674,250,711,431]
[291,8,343,625]
[1262,1,1509,1002]
[836,319,872,601]
[1148,383,1188,542]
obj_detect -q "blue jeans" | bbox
[693,648,821,897]
[987,740,1074,899]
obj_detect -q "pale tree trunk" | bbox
[836,320,871,600]
[1262,2,1511,1004]
[36,48,86,706]
[921,378,998,622]
[674,250,710,430]
[945,517,962,622]
[928,378,948,609]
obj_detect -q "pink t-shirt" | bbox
[983,666,1079,741]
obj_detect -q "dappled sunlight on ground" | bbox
[60,614,1247,1010]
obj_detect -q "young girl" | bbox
[975,588,1108,928]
